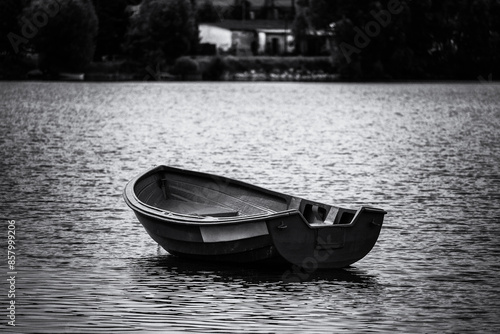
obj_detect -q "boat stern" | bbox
[266,207,386,269]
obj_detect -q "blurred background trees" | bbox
[295,0,500,80]
[123,0,198,66]
[1,0,499,80]
[0,0,25,55]
[197,0,222,22]
[0,0,26,78]
[92,0,131,61]
[23,0,98,74]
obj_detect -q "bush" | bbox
[213,56,334,74]
[202,56,228,80]
[172,56,199,75]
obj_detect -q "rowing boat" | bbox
[123,165,386,269]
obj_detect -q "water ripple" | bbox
[1,82,499,333]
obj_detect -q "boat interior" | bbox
[134,168,357,224]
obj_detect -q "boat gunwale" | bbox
[124,165,302,225]
[123,165,387,227]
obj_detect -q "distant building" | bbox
[199,20,294,56]
[199,24,233,53]
[296,30,335,56]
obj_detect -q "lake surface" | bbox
[1,81,499,333]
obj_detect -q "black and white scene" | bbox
[1,0,499,333]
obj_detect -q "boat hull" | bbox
[134,210,282,264]
[131,206,385,269]
[124,166,387,269]
[266,207,386,269]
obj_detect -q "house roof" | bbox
[204,19,292,32]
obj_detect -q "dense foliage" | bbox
[123,0,198,65]
[91,0,130,60]
[197,0,222,22]
[0,0,25,54]
[18,0,95,73]
[1,0,499,80]
[294,0,500,80]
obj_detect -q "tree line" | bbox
[295,0,500,80]
[0,0,200,77]
[1,0,499,80]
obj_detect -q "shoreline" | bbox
[2,55,496,83]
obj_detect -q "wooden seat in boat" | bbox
[159,199,239,217]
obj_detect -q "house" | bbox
[199,20,294,56]
[199,24,233,53]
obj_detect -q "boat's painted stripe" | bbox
[200,221,269,243]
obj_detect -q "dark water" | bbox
[1,81,499,333]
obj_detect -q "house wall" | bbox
[200,23,296,56]
[232,31,256,56]
[199,24,232,52]
[257,32,266,54]
[263,31,294,55]
[298,35,334,56]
